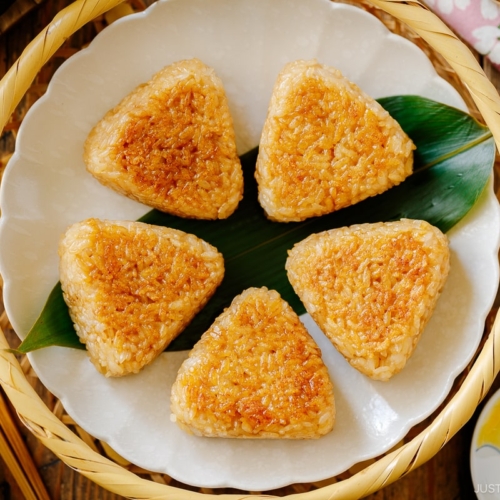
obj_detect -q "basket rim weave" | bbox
[1,0,500,498]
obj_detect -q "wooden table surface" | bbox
[1,1,500,498]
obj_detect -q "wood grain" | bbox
[0,0,45,35]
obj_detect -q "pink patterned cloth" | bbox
[424,0,500,69]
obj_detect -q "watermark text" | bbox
[474,484,500,494]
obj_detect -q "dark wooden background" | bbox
[1,1,499,498]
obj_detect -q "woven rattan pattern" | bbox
[1,1,500,499]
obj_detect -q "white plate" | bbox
[0,0,499,491]
[471,388,500,499]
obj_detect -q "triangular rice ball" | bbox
[84,58,243,219]
[286,220,450,381]
[170,287,335,438]
[256,60,415,222]
[59,218,224,377]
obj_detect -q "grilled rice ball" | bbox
[286,220,450,381]
[59,218,224,377]
[256,60,415,222]
[170,287,335,439]
[84,58,243,220]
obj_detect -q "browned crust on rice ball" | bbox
[170,287,335,438]
[59,218,224,377]
[256,60,414,222]
[286,220,450,381]
[84,59,243,220]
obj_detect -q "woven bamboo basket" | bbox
[1,0,500,498]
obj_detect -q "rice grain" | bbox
[84,59,243,220]
[170,287,335,438]
[286,220,450,381]
[256,60,414,222]
[59,218,224,377]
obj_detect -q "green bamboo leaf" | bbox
[18,283,85,352]
[17,95,495,354]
